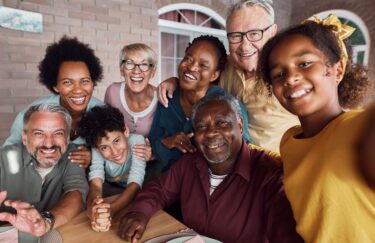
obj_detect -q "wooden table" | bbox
[58,207,186,243]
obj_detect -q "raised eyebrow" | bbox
[112,136,121,142]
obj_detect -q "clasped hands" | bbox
[87,196,112,232]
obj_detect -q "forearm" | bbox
[110,183,140,217]
[86,179,104,215]
[50,191,84,229]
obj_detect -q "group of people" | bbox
[0,0,374,243]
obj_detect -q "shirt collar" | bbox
[21,144,35,167]
[231,141,251,182]
[195,140,251,182]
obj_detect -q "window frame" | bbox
[158,3,227,83]
[314,9,370,65]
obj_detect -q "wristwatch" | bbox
[40,211,55,232]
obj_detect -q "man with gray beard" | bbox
[0,104,88,240]
[118,93,302,243]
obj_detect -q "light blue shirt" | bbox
[2,94,104,147]
[88,134,146,187]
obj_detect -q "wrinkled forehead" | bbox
[226,6,271,32]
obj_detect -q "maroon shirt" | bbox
[131,142,302,243]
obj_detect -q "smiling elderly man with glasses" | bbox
[220,0,299,153]
[158,0,299,153]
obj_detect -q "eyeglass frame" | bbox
[121,60,155,72]
[227,24,274,44]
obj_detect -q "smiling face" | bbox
[178,40,220,92]
[194,100,243,165]
[227,6,276,78]
[121,53,155,94]
[54,61,94,115]
[96,129,129,164]
[269,34,343,118]
[22,111,69,169]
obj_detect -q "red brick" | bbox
[0,79,28,88]
[13,88,44,97]
[3,0,18,8]
[24,0,53,6]
[55,16,82,27]
[70,26,96,36]
[7,37,41,47]
[0,97,29,105]
[0,88,11,97]
[95,14,120,25]
[0,28,24,37]
[108,23,130,32]
[83,20,108,30]
[40,5,68,16]
[43,23,70,33]
[10,54,41,62]
[0,71,11,78]
[0,63,26,71]
[108,9,130,18]
[19,2,40,12]
[11,71,38,79]
[0,105,14,113]
[83,4,108,15]
[70,0,95,4]
[68,11,95,21]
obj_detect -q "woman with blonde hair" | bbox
[104,43,157,171]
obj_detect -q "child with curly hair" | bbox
[78,105,146,232]
[258,14,374,242]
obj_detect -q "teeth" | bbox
[239,51,256,57]
[131,77,143,82]
[70,97,85,105]
[207,144,223,149]
[184,73,197,80]
[113,154,123,160]
[290,89,311,99]
[40,149,56,154]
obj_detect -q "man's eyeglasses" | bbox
[227,24,273,44]
[122,60,154,72]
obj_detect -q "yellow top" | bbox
[219,62,299,152]
[281,110,375,243]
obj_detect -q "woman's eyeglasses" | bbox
[122,60,154,72]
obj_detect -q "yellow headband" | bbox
[303,14,356,69]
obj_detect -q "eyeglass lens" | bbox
[124,61,152,72]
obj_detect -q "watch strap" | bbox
[40,211,55,231]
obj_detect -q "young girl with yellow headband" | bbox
[259,14,374,242]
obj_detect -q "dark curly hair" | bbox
[38,36,103,94]
[258,21,372,109]
[185,35,227,83]
[77,105,125,147]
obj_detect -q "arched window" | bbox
[313,10,370,65]
[158,3,227,82]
